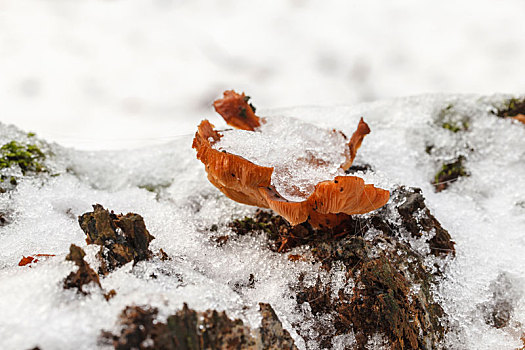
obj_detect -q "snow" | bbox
[1,0,525,150]
[1,94,525,349]
[214,116,348,201]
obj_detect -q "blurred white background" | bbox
[1,0,524,150]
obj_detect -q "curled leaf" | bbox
[18,254,55,267]
[213,90,261,131]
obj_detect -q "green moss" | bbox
[433,156,469,192]
[231,216,273,235]
[434,157,468,184]
[0,141,46,175]
[138,182,171,193]
[506,98,524,113]
[496,97,525,118]
[437,104,469,132]
[441,121,469,133]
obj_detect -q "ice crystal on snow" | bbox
[214,116,348,201]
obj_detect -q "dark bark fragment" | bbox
[258,303,297,350]
[101,303,297,350]
[397,188,455,256]
[63,244,101,294]
[78,204,155,275]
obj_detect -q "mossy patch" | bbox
[441,121,469,133]
[231,215,274,237]
[495,98,525,118]
[0,141,46,175]
[0,140,47,193]
[138,181,172,199]
[436,104,470,133]
[432,156,468,192]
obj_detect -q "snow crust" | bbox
[1,94,525,349]
[214,116,348,201]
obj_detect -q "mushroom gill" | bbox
[192,90,390,228]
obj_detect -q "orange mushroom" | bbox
[213,90,261,131]
[193,91,390,228]
[193,119,273,208]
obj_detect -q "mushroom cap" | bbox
[259,176,390,226]
[193,99,390,229]
[193,120,273,208]
[213,90,261,131]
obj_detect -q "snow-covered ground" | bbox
[1,1,525,348]
[0,94,524,349]
[1,0,525,149]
